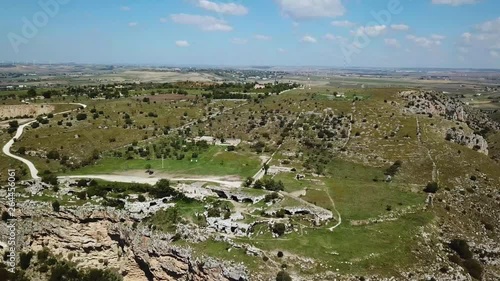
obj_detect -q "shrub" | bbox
[1,211,10,221]
[19,251,34,270]
[76,191,87,200]
[42,174,58,185]
[137,195,146,202]
[17,147,26,155]
[76,113,87,121]
[276,209,286,218]
[52,201,60,212]
[47,150,60,160]
[423,182,439,193]
[463,259,483,280]
[264,192,280,202]
[385,160,402,176]
[449,254,463,266]
[37,248,50,262]
[277,251,284,258]
[276,271,292,281]
[449,239,472,259]
[273,223,286,236]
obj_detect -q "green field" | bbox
[235,212,434,276]
[67,146,261,178]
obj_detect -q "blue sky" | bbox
[1,0,499,68]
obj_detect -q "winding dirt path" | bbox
[2,103,87,179]
[59,174,243,188]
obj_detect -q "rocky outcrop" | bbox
[445,128,489,155]
[0,202,248,281]
[400,90,500,134]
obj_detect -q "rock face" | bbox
[446,128,489,155]
[1,202,248,281]
[400,91,468,121]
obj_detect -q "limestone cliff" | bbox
[0,202,248,281]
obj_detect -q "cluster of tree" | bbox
[126,137,209,161]
[253,178,284,191]
[202,90,251,100]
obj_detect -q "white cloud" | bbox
[231,38,248,44]
[331,20,355,28]
[491,50,499,58]
[391,24,409,31]
[275,0,345,20]
[461,32,472,44]
[195,0,248,16]
[431,34,446,40]
[170,14,233,31]
[458,46,469,53]
[458,18,500,47]
[175,40,190,47]
[384,38,401,48]
[128,22,138,27]
[255,34,272,40]
[323,33,345,42]
[301,35,317,43]
[353,25,387,37]
[431,0,479,6]
[160,18,168,23]
[406,35,441,48]
[277,48,286,53]
[476,17,500,33]
[121,6,131,11]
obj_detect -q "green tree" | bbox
[19,251,34,270]
[1,211,10,221]
[263,163,270,175]
[27,87,37,98]
[273,223,286,236]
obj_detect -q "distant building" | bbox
[254,84,266,89]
